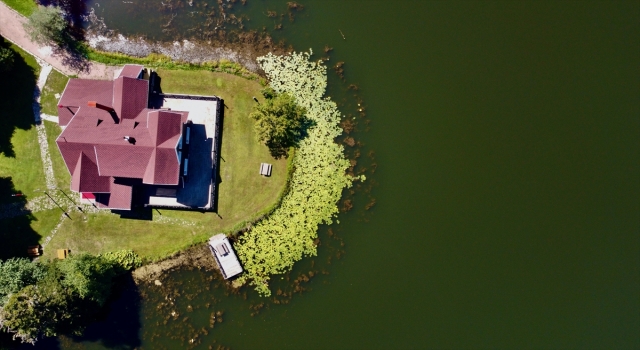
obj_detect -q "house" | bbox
[55,65,222,211]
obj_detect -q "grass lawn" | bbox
[41,69,69,116]
[44,120,70,190]
[1,0,35,16]
[42,70,290,261]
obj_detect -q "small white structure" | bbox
[259,163,272,176]
[208,234,243,279]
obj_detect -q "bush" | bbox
[99,250,143,273]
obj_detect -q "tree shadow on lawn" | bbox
[0,177,43,260]
[0,37,38,158]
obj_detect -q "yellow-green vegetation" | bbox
[1,0,35,16]
[42,70,289,261]
[40,69,68,116]
[235,51,360,296]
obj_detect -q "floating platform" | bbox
[208,234,243,279]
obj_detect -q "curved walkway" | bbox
[0,1,117,80]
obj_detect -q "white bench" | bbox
[259,163,272,176]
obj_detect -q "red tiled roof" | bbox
[58,80,113,126]
[143,147,180,185]
[117,65,144,78]
[71,152,110,193]
[94,144,154,178]
[113,76,148,120]
[148,111,183,146]
[56,66,188,208]
[95,177,134,210]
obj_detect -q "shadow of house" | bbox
[176,124,211,207]
[0,177,42,260]
[210,98,224,212]
[148,71,164,109]
[0,37,38,158]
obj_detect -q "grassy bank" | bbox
[40,69,68,115]
[42,70,289,261]
[86,49,264,83]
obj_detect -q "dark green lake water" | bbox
[57,1,640,349]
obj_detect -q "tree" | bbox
[0,279,78,344]
[0,252,140,344]
[23,6,67,47]
[57,254,116,306]
[0,258,47,307]
[249,88,309,158]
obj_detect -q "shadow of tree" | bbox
[67,274,142,349]
[0,177,42,260]
[0,37,38,158]
[35,0,92,74]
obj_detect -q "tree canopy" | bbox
[0,258,46,307]
[23,6,67,47]
[0,250,141,344]
[249,88,309,158]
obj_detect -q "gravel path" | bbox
[0,1,118,80]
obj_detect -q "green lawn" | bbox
[44,120,70,190]
[42,70,289,261]
[1,0,35,16]
[41,69,68,116]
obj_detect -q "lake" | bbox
[48,0,640,349]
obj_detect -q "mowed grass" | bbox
[1,0,35,16]
[44,120,70,190]
[157,69,289,224]
[43,70,289,261]
[41,69,68,116]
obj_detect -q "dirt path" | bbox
[0,1,117,80]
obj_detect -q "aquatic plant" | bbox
[235,50,363,296]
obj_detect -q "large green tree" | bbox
[0,277,79,344]
[0,258,46,307]
[0,251,138,343]
[57,254,116,306]
[249,88,309,158]
[23,6,67,47]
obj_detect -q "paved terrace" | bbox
[146,94,219,209]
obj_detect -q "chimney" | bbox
[88,101,119,124]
